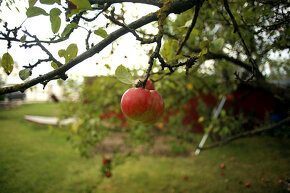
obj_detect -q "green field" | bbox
[0,103,289,193]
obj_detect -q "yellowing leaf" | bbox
[58,44,78,63]
[58,49,66,57]
[186,83,193,91]
[1,53,14,75]
[19,68,32,80]
[198,116,205,123]
[51,62,59,69]
[115,65,134,85]
[66,43,78,62]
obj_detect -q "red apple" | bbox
[183,175,188,180]
[121,88,164,124]
[220,163,225,169]
[103,158,111,165]
[105,171,112,178]
[245,182,251,188]
[134,79,155,90]
[261,177,265,182]
[226,94,234,101]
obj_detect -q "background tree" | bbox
[0,0,289,95]
[0,0,289,156]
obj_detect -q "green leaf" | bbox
[94,28,108,38]
[26,6,49,17]
[50,7,62,17]
[50,8,62,34]
[70,0,92,10]
[20,35,26,43]
[1,53,14,75]
[51,62,58,69]
[200,48,208,56]
[61,22,78,37]
[104,64,111,70]
[209,38,225,52]
[58,49,66,57]
[168,54,184,63]
[161,39,178,62]
[29,0,38,7]
[66,43,78,62]
[58,44,78,63]
[190,28,199,36]
[19,69,31,80]
[115,65,134,85]
[200,40,210,49]
[40,0,60,5]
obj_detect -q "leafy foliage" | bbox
[59,69,248,157]
[0,0,289,159]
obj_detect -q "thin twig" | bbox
[198,116,290,150]
[85,30,93,50]
[223,0,263,80]
[104,14,157,44]
[80,4,110,22]
[23,30,63,68]
[176,0,203,55]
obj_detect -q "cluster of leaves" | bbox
[59,65,247,157]
[162,0,289,80]
[0,0,109,84]
[59,76,129,157]
[1,0,288,157]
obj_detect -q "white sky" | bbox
[0,0,158,84]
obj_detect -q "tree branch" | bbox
[0,0,197,95]
[89,0,163,7]
[223,0,264,80]
[198,117,290,150]
[176,0,203,55]
[164,32,254,73]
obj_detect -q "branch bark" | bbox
[199,116,290,150]
[164,32,254,72]
[89,0,163,7]
[0,0,197,95]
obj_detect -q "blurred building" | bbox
[25,83,64,102]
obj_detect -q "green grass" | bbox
[0,103,289,193]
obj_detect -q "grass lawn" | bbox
[0,103,289,193]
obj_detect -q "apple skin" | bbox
[105,171,112,178]
[220,163,226,169]
[134,79,155,90]
[121,88,164,124]
[103,158,111,165]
